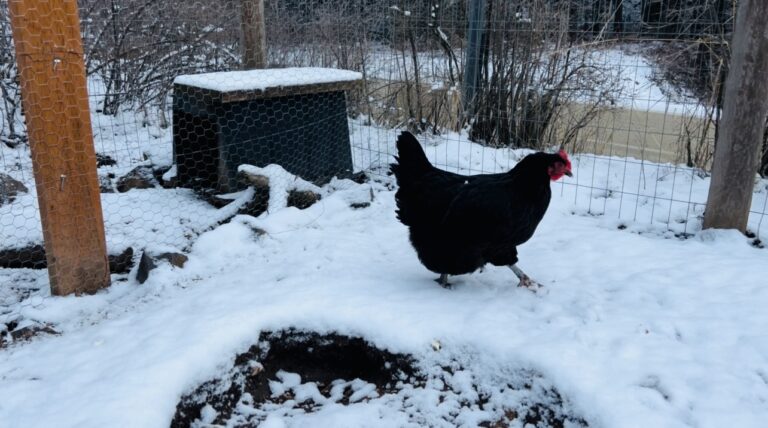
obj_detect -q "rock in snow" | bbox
[136,250,189,284]
[116,166,157,193]
[0,173,28,206]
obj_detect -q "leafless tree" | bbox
[0,2,24,148]
[79,0,241,124]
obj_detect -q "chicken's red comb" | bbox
[557,149,572,168]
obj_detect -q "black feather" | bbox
[390,131,562,276]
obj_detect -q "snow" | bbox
[275,370,302,389]
[162,165,177,182]
[1,130,767,427]
[199,405,217,424]
[268,43,702,117]
[591,47,702,116]
[238,163,322,214]
[239,367,516,427]
[0,186,238,254]
[1,45,767,428]
[173,68,362,92]
[0,82,232,254]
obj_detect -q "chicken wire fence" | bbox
[0,0,767,295]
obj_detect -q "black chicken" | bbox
[390,131,572,288]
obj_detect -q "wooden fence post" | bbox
[703,0,768,233]
[241,0,267,69]
[8,0,110,295]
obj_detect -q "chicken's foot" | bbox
[509,265,541,290]
[435,273,451,288]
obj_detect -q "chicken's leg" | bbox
[434,273,450,288]
[509,265,541,289]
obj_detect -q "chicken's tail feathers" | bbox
[390,131,432,182]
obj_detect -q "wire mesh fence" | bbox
[1,0,766,303]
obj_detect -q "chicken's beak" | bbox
[564,170,573,177]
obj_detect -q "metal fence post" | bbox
[462,0,485,118]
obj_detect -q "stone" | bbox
[99,175,115,193]
[95,153,117,167]
[109,247,134,274]
[10,324,59,342]
[287,190,321,210]
[136,251,155,284]
[0,173,28,206]
[237,170,271,217]
[239,170,270,189]
[249,226,267,237]
[136,250,188,284]
[157,252,188,268]
[350,202,371,209]
[116,166,157,192]
[350,171,369,184]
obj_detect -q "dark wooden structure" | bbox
[172,69,361,192]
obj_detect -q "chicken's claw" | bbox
[435,273,451,289]
[517,275,542,291]
[509,265,541,291]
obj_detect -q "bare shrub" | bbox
[468,0,616,149]
[79,0,241,124]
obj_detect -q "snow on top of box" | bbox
[174,67,362,92]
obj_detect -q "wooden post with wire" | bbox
[8,0,110,295]
[241,0,267,69]
[704,0,768,233]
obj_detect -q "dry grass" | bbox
[351,78,463,131]
[351,79,714,168]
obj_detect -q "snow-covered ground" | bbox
[1,46,767,427]
[1,125,767,427]
[587,46,702,116]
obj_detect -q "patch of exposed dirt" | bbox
[0,321,59,349]
[171,330,588,428]
[171,329,416,427]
